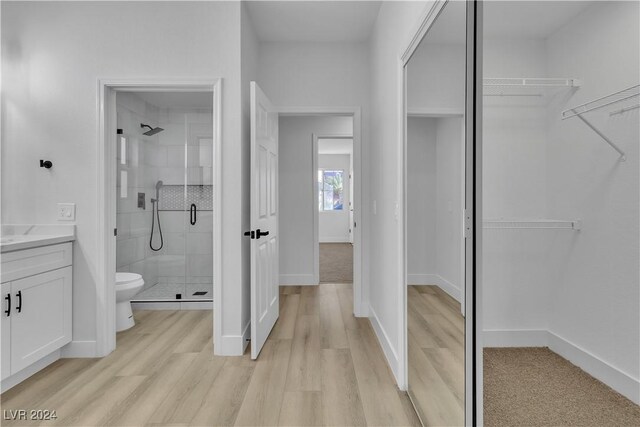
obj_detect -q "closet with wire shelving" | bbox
[482,0,639,411]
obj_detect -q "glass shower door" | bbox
[183,118,214,301]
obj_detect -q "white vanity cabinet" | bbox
[1,242,73,383]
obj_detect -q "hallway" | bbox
[1,284,419,426]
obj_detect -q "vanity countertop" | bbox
[1,224,76,253]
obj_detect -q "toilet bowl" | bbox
[115,272,144,332]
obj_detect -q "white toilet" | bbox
[115,272,144,332]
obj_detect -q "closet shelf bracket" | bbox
[573,112,626,161]
[562,85,640,161]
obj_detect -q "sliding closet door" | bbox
[403,0,483,425]
[466,1,482,425]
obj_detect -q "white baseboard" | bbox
[215,325,250,356]
[1,350,60,393]
[319,237,350,243]
[369,304,400,386]
[483,329,549,347]
[483,328,640,404]
[61,340,98,358]
[408,274,461,303]
[548,331,640,405]
[407,273,439,285]
[279,274,316,285]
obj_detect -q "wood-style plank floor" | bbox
[1,284,421,427]
[407,285,464,426]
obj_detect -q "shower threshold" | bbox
[132,282,213,308]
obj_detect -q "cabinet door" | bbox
[1,282,11,381]
[10,267,72,374]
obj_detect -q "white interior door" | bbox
[250,81,279,359]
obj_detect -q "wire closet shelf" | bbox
[483,220,581,230]
[561,84,639,161]
[483,77,581,97]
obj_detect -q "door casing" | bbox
[96,78,222,357]
[278,107,366,317]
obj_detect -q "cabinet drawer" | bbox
[1,243,72,283]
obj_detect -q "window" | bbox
[318,169,344,211]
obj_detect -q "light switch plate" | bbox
[57,203,76,221]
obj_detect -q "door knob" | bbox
[243,230,255,239]
[256,229,270,239]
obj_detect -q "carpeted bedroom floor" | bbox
[484,347,640,426]
[319,242,353,283]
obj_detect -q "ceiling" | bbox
[318,138,353,155]
[420,1,592,45]
[245,1,382,42]
[134,92,213,110]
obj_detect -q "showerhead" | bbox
[141,123,164,136]
[154,180,163,201]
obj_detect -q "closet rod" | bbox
[562,85,639,119]
[483,220,581,230]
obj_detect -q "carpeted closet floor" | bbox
[319,242,353,283]
[484,347,640,426]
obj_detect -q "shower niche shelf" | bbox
[158,185,213,211]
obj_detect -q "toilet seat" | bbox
[116,272,142,285]
[116,272,144,290]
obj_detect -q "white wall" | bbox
[407,43,466,113]
[1,1,246,354]
[318,153,351,242]
[435,117,464,300]
[278,116,353,284]
[482,1,639,403]
[368,0,432,383]
[407,117,437,282]
[481,37,553,336]
[545,1,639,402]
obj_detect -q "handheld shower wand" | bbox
[150,180,164,251]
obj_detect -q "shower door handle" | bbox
[190,204,197,225]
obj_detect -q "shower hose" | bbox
[149,200,164,251]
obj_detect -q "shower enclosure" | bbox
[116,91,214,306]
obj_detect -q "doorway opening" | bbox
[316,135,354,284]
[314,134,354,283]
[277,111,364,315]
[97,79,222,356]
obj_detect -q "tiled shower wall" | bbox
[115,93,160,290]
